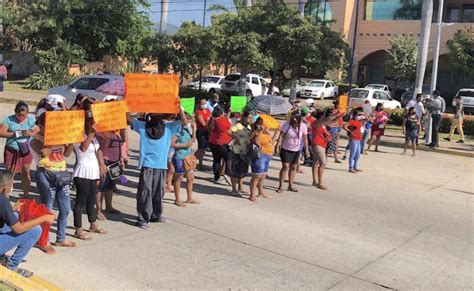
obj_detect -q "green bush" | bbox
[337,83,358,94]
[27,68,74,90]
[387,109,405,125]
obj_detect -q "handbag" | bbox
[16,140,31,157]
[107,162,124,180]
[246,143,261,160]
[42,168,73,188]
[183,154,197,171]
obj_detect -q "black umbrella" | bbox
[247,95,292,116]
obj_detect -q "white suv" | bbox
[453,88,474,113]
[220,73,279,98]
[300,79,338,99]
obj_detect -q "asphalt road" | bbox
[0,103,473,290]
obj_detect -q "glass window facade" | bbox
[365,0,422,21]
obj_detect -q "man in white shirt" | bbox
[427,90,446,147]
[406,93,425,119]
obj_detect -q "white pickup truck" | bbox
[220,73,279,98]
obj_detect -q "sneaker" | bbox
[16,268,34,278]
[136,222,149,230]
[456,140,465,144]
[443,137,451,142]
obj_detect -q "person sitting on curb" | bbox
[0,169,55,278]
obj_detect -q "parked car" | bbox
[299,79,338,99]
[220,73,279,98]
[453,88,474,113]
[400,85,431,107]
[281,80,307,97]
[365,84,392,94]
[349,88,402,110]
[48,74,122,108]
[186,75,224,94]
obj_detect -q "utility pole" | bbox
[0,0,4,62]
[298,0,305,16]
[430,0,444,94]
[159,0,169,34]
[198,0,207,92]
[348,0,361,90]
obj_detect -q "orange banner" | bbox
[258,113,280,130]
[44,110,85,146]
[91,101,127,132]
[339,94,349,114]
[124,73,180,113]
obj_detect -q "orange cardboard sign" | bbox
[124,73,180,113]
[44,110,85,146]
[338,94,349,114]
[91,101,127,132]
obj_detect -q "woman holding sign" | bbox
[195,98,212,169]
[367,103,388,153]
[208,106,233,183]
[0,102,39,197]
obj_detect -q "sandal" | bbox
[104,208,122,214]
[16,268,34,278]
[287,187,298,192]
[97,212,106,221]
[74,232,92,240]
[174,201,186,207]
[317,184,328,190]
[52,240,76,248]
[276,188,284,193]
[88,227,107,234]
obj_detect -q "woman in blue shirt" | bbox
[0,102,39,197]
[171,115,199,207]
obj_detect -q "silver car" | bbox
[48,74,123,108]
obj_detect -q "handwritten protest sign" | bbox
[338,94,349,114]
[230,96,247,113]
[124,73,179,113]
[258,113,280,130]
[181,97,195,116]
[91,101,127,132]
[44,110,85,146]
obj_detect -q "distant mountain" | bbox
[151,23,180,35]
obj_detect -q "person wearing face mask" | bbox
[171,114,199,207]
[367,103,388,152]
[130,103,187,230]
[275,110,309,193]
[0,101,39,198]
[343,108,365,173]
[402,107,420,156]
[228,111,253,195]
[195,98,212,169]
[248,118,275,202]
[206,94,220,113]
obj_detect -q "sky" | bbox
[148,0,235,28]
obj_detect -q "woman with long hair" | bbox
[208,106,233,183]
[367,102,388,152]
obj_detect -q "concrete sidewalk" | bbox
[0,90,44,105]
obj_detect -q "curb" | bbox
[0,267,61,291]
[340,135,473,158]
[0,97,40,106]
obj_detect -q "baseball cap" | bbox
[306,98,314,105]
[45,94,65,107]
[301,107,309,114]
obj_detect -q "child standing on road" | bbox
[343,108,364,173]
[402,107,419,157]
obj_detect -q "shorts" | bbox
[329,127,341,134]
[405,131,418,143]
[228,152,249,178]
[280,149,300,165]
[99,160,117,191]
[311,145,327,166]
[172,158,193,175]
[196,129,210,150]
[3,146,33,173]
[251,154,272,174]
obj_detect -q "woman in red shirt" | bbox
[195,98,212,169]
[311,109,341,190]
[367,102,388,152]
[343,108,365,173]
[208,106,232,182]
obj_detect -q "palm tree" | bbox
[159,0,169,33]
[414,0,433,96]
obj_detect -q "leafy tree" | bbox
[385,35,418,88]
[142,33,177,73]
[447,27,474,82]
[172,22,214,82]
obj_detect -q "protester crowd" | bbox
[0,88,465,278]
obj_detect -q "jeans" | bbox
[36,169,71,243]
[73,177,97,228]
[360,127,371,154]
[0,213,41,270]
[348,140,361,170]
[431,113,442,146]
[208,143,231,180]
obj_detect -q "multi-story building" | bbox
[286,0,473,94]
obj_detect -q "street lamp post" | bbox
[348,0,361,90]
[198,0,207,92]
[426,0,444,144]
